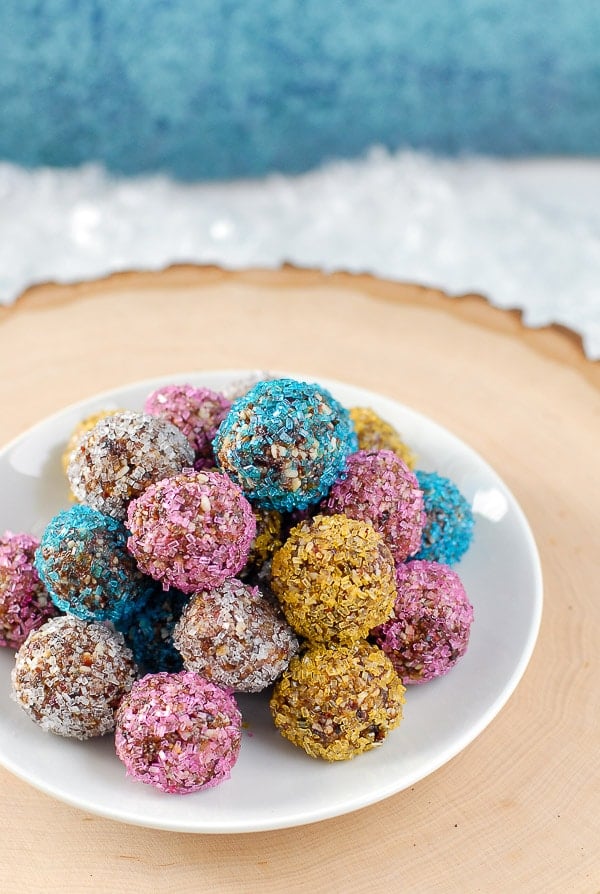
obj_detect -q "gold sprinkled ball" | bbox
[270,641,405,760]
[349,406,416,469]
[270,514,396,643]
[242,507,283,578]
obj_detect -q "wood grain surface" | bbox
[0,267,598,893]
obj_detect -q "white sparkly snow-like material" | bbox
[1,153,598,357]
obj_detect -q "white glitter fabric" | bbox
[1,154,599,357]
[173,579,299,692]
[68,411,194,520]
[11,615,136,739]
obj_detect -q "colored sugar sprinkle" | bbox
[173,578,298,692]
[67,411,194,520]
[349,407,416,469]
[35,504,155,623]
[0,531,57,649]
[214,378,358,511]
[270,513,397,644]
[321,449,425,563]
[126,469,256,593]
[270,641,405,760]
[414,471,474,565]
[116,586,189,676]
[115,671,242,793]
[11,615,136,739]
[371,559,474,684]
[144,384,231,467]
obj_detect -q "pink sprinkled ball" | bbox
[0,532,57,649]
[126,470,256,593]
[115,671,242,794]
[321,449,425,563]
[144,384,231,467]
[371,559,474,684]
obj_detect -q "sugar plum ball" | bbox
[349,406,416,469]
[67,411,194,520]
[35,504,155,622]
[0,531,57,649]
[35,505,154,621]
[214,378,357,511]
[115,672,242,794]
[126,470,256,593]
[11,615,136,739]
[221,371,276,401]
[414,471,474,565]
[144,384,230,469]
[270,641,405,760]
[116,586,188,676]
[270,514,396,643]
[240,506,283,580]
[321,449,425,563]
[371,560,474,684]
[173,578,298,692]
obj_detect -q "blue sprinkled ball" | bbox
[413,471,474,566]
[35,504,155,623]
[116,587,188,675]
[214,379,358,512]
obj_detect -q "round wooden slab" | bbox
[1,267,598,893]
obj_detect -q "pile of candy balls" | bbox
[0,376,474,795]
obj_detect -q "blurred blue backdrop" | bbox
[1,0,599,179]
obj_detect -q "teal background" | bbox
[1,1,598,179]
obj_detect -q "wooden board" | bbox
[0,267,598,893]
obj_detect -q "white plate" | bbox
[0,371,543,833]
